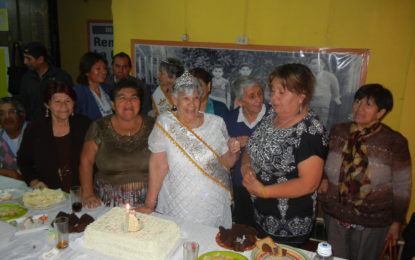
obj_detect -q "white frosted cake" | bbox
[84,207,181,260]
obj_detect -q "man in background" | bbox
[0,97,27,180]
[18,42,72,120]
[105,52,151,114]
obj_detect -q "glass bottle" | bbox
[313,242,334,260]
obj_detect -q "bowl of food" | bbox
[22,188,66,209]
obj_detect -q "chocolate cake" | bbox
[54,211,94,233]
[218,224,258,252]
[255,236,287,257]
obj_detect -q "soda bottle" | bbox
[313,242,334,260]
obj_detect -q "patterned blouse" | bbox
[247,108,328,245]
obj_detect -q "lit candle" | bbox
[124,203,131,232]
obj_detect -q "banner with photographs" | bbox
[132,40,369,129]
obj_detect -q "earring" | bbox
[45,109,49,117]
[299,104,302,114]
[71,112,74,117]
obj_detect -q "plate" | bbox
[0,204,28,221]
[22,189,68,210]
[198,251,248,260]
[11,214,51,235]
[216,232,257,251]
[0,188,27,202]
[251,245,310,260]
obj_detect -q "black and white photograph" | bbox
[133,40,369,129]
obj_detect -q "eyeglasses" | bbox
[0,109,19,116]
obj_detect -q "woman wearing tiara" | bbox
[138,71,240,228]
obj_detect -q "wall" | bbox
[112,0,415,219]
[57,0,112,79]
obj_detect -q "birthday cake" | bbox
[83,207,181,260]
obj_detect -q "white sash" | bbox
[155,112,232,197]
[151,86,173,116]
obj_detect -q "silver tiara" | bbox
[174,71,198,88]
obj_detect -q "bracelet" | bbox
[261,185,268,198]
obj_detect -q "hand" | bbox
[386,222,401,246]
[30,179,48,189]
[82,193,102,209]
[242,168,263,197]
[136,205,154,214]
[228,138,241,154]
[236,136,249,148]
[334,97,342,105]
[318,179,328,194]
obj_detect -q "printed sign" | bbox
[88,21,113,64]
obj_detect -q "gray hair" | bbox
[233,76,262,100]
[172,71,203,98]
[0,97,26,116]
[159,58,184,78]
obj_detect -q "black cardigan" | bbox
[18,114,91,189]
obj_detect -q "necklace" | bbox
[114,116,143,136]
[274,114,299,129]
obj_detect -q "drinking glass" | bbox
[183,241,199,260]
[54,217,69,249]
[70,186,82,212]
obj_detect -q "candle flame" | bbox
[126,203,130,210]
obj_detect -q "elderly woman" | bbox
[151,58,184,116]
[189,67,228,119]
[318,84,412,260]
[18,82,91,192]
[0,98,27,180]
[73,52,112,120]
[80,79,154,208]
[241,63,328,245]
[225,75,269,227]
[138,71,240,228]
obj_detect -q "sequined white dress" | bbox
[149,111,232,228]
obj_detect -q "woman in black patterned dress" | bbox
[241,63,328,246]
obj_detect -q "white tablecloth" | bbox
[0,196,343,260]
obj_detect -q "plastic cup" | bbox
[183,241,199,260]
